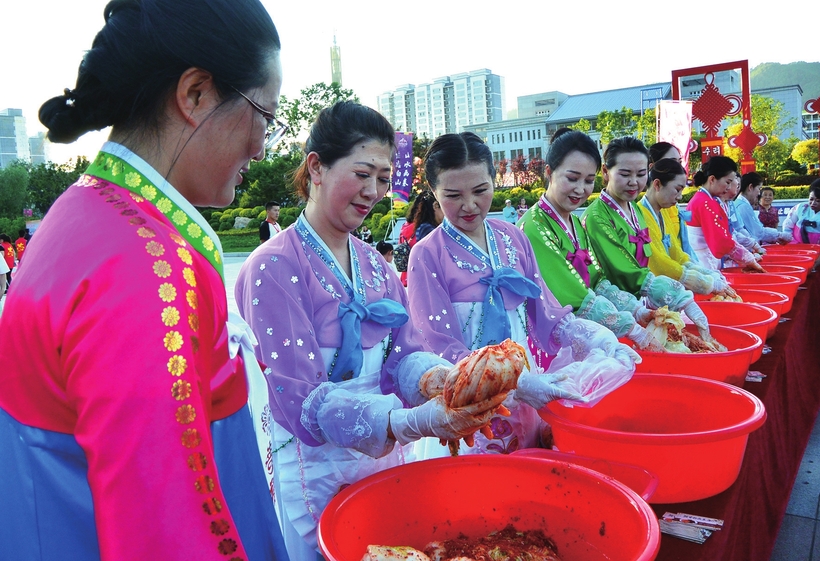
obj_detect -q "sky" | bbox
[2,0,817,165]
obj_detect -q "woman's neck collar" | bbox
[544,193,572,223]
[607,189,632,212]
[304,204,349,254]
[646,191,663,216]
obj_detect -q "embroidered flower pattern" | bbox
[188,313,199,331]
[146,241,164,256]
[124,172,141,188]
[164,331,184,352]
[137,226,156,238]
[308,352,315,360]
[202,237,214,251]
[153,260,172,278]
[187,223,202,238]
[172,210,187,226]
[296,339,303,346]
[183,268,196,287]
[140,185,157,200]
[156,198,173,213]
[255,279,261,286]
[186,290,198,309]
[290,276,299,284]
[159,283,177,302]
[271,352,279,359]
[161,306,180,327]
[172,379,192,400]
[177,247,193,265]
[283,339,291,347]
[168,355,187,376]
[181,429,201,448]
[175,404,196,424]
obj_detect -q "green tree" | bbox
[791,139,819,168]
[278,82,359,141]
[595,107,635,145]
[634,107,657,145]
[571,118,592,133]
[26,157,88,217]
[236,151,303,208]
[0,162,29,219]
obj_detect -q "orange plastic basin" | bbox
[318,455,661,561]
[629,324,761,386]
[696,301,778,359]
[539,373,767,504]
[724,273,801,313]
[511,448,659,501]
[695,288,789,327]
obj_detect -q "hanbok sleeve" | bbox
[519,210,591,310]
[583,201,650,296]
[781,204,803,237]
[65,233,250,560]
[406,241,472,364]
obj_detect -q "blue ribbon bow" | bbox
[333,299,409,382]
[477,268,541,348]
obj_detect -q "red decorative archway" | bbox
[672,60,766,173]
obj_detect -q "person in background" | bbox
[720,171,766,261]
[638,158,733,297]
[14,230,27,263]
[0,250,8,300]
[648,141,697,261]
[737,173,790,245]
[260,200,282,242]
[407,131,639,457]
[358,224,374,243]
[0,0,290,559]
[413,189,443,241]
[502,198,518,223]
[758,186,779,228]
[583,137,711,338]
[519,129,665,354]
[235,102,500,558]
[686,156,764,272]
[0,234,15,290]
[376,240,399,274]
[517,197,529,220]
[782,179,820,244]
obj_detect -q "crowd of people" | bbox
[0,1,818,559]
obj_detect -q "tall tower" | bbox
[330,34,342,86]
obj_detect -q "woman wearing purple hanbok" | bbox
[235,103,501,559]
[407,132,640,458]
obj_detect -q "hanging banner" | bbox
[391,132,413,203]
[657,100,694,172]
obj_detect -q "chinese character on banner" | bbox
[391,132,413,202]
[657,100,694,172]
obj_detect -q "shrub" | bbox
[257,210,267,221]
[240,208,257,218]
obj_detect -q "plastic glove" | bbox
[626,323,666,353]
[711,275,729,293]
[754,244,766,255]
[514,371,585,410]
[777,231,793,244]
[679,265,716,295]
[640,273,694,311]
[543,347,636,409]
[683,301,710,340]
[418,364,450,399]
[633,305,654,326]
[389,394,506,446]
[576,290,637,338]
[553,316,642,366]
[594,279,641,315]
[728,243,758,268]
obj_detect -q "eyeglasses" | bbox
[230,86,288,149]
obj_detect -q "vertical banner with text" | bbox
[391,132,413,203]
[657,100,694,173]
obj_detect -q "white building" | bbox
[0,108,30,168]
[377,69,505,139]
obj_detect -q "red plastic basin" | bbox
[318,455,661,561]
[695,288,789,327]
[724,273,801,313]
[725,264,808,284]
[760,253,816,271]
[763,243,820,259]
[511,448,659,501]
[695,301,778,360]
[539,373,767,504]
[629,324,761,387]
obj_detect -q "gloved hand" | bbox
[576,290,638,338]
[627,323,666,352]
[729,243,758,268]
[418,364,450,399]
[633,305,654,326]
[553,316,642,366]
[679,265,716,295]
[777,231,793,244]
[514,371,585,410]
[594,279,641,315]
[641,273,694,311]
[389,394,506,446]
[753,244,766,255]
[683,301,710,340]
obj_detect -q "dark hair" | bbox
[648,142,679,164]
[39,0,281,144]
[603,137,649,169]
[265,201,280,210]
[740,172,764,194]
[546,128,601,174]
[375,241,393,255]
[648,158,687,186]
[292,101,395,200]
[692,156,737,187]
[810,178,820,199]
[761,186,775,195]
[18,229,27,238]
[0,234,11,244]
[424,132,494,190]
[413,191,439,228]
